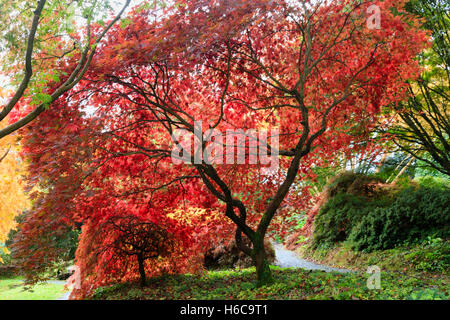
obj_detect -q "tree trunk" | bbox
[392,156,415,184]
[252,235,274,287]
[137,254,146,287]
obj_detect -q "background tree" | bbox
[387,0,449,176]
[9,93,94,282]
[0,0,131,139]
[0,115,29,261]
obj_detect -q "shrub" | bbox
[312,193,391,249]
[349,187,450,251]
[312,173,450,252]
[415,176,450,190]
[0,265,16,278]
[0,244,11,265]
[313,194,369,247]
[325,172,384,199]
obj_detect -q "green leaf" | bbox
[120,18,132,29]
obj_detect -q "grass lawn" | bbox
[0,277,68,300]
[90,266,449,300]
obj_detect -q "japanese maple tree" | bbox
[13,0,428,289]
[74,0,427,285]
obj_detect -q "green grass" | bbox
[299,238,450,275]
[0,277,68,300]
[90,266,449,300]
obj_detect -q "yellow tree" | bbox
[387,0,449,176]
[0,93,29,261]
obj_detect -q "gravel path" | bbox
[58,291,71,300]
[273,242,350,273]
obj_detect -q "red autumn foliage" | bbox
[11,0,429,293]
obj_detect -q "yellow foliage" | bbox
[167,207,223,226]
[0,116,30,248]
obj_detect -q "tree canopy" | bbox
[3,0,432,295]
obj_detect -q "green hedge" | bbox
[313,178,450,252]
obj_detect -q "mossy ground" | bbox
[299,238,449,275]
[90,265,448,300]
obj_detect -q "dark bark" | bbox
[252,234,274,287]
[137,254,146,287]
[0,0,46,123]
[0,0,131,139]
[99,2,384,287]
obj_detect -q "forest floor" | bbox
[2,241,447,300]
[90,242,448,300]
[90,266,448,300]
